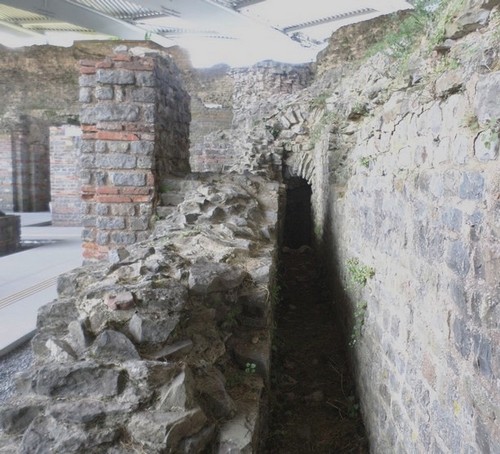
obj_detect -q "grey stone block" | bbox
[135,71,156,87]
[110,172,146,187]
[33,363,125,398]
[89,330,140,362]
[130,87,156,102]
[0,404,43,434]
[459,172,484,199]
[441,207,462,232]
[97,216,125,230]
[80,104,140,123]
[79,87,92,103]
[130,140,155,156]
[95,154,136,169]
[452,317,473,358]
[129,312,179,344]
[188,262,248,294]
[96,69,135,85]
[95,85,113,100]
[475,336,492,377]
[446,240,471,277]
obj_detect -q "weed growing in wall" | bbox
[359,156,372,168]
[349,301,368,347]
[310,111,343,147]
[309,92,329,110]
[346,257,375,287]
[245,362,257,374]
[346,258,375,347]
[364,0,466,63]
[481,118,500,149]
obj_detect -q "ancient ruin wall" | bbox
[78,49,190,261]
[49,125,82,226]
[256,2,500,452]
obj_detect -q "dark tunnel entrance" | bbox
[283,177,312,249]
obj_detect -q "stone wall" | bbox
[0,174,280,452]
[189,61,313,175]
[253,2,500,452]
[0,215,20,255]
[49,125,82,226]
[78,48,190,261]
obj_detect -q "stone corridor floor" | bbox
[264,246,368,453]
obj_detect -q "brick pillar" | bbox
[0,118,50,213]
[0,130,14,211]
[50,125,82,226]
[79,49,190,261]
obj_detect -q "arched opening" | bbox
[283,176,312,249]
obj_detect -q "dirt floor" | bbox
[263,246,369,453]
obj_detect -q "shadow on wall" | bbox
[283,176,312,249]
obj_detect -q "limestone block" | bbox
[67,320,92,355]
[47,400,106,425]
[96,69,135,85]
[89,330,140,362]
[31,336,77,363]
[434,70,464,98]
[474,72,500,122]
[32,362,125,398]
[136,283,188,311]
[445,9,490,39]
[218,409,259,454]
[156,370,196,412]
[128,408,207,451]
[177,425,216,453]
[36,300,78,332]
[110,171,147,187]
[474,131,499,161]
[80,104,140,123]
[195,367,237,419]
[188,262,248,294]
[129,312,179,344]
[0,402,44,434]
[104,291,135,310]
[459,171,485,199]
[20,415,120,452]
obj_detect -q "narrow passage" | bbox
[264,177,368,453]
[265,248,368,453]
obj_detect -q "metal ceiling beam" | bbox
[128,0,304,46]
[234,0,266,10]
[283,7,377,33]
[0,19,45,37]
[0,0,173,45]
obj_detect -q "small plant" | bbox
[310,92,329,110]
[245,362,257,374]
[481,118,500,149]
[348,102,369,120]
[349,301,368,347]
[221,305,241,330]
[309,111,343,146]
[159,182,173,193]
[346,258,375,287]
[463,114,480,132]
[266,123,282,139]
[434,56,461,75]
[360,156,372,168]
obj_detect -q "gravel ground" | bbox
[0,341,33,403]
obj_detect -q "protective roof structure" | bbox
[0,0,413,66]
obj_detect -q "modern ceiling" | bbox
[0,0,413,66]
